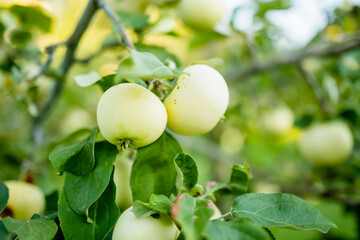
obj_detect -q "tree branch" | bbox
[32,0,99,144]
[296,63,332,117]
[98,0,135,50]
[235,33,360,79]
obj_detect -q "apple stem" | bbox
[118,139,133,151]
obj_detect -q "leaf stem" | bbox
[98,0,135,50]
[217,211,231,220]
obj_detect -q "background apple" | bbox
[298,121,353,165]
[3,181,45,220]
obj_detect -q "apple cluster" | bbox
[96,64,229,149]
[96,64,228,239]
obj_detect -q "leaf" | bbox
[116,49,175,81]
[136,44,181,68]
[203,219,272,240]
[0,182,9,212]
[133,194,173,218]
[3,216,58,240]
[130,131,182,202]
[206,162,251,199]
[255,0,291,18]
[75,71,101,87]
[97,74,117,92]
[231,193,337,233]
[59,173,120,240]
[0,220,10,240]
[229,162,252,193]
[49,128,98,176]
[172,194,213,240]
[10,5,52,32]
[64,141,118,216]
[116,11,149,30]
[175,153,198,190]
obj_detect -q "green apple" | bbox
[112,207,180,240]
[3,181,45,220]
[97,83,167,148]
[114,155,133,210]
[207,201,222,220]
[298,121,353,165]
[261,106,294,136]
[177,0,226,30]
[164,64,229,136]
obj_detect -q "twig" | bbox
[28,43,65,82]
[235,33,360,79]
[296,63,332,117]
[98,0,135,50]
[32,0,99,144]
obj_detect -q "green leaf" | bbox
[10,5,52,32]
[175,153,198,190]
[133,194,173,218]
[64,141,118,216]
[231,193,337,233]
[130,131,182,202]
[0,220,11,240]
[116,11,149,30]
[173,194,213,240]
[97,74,117,92]
[49,128,98,176]
[3,216,58,240]
[0,182,9,212]
[59,173,120,240]
[206,162,251,199]
[75,71,101,87]
[204,219,271,240]
[116,49,175,81]
[255,0,291,18]
[229,162,252,193]
[136,44,181,68]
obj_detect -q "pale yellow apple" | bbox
[3,181,45,220]
[298,121,353,165]
[164,64,229,136]
[112,207,180,240]
[97,83,167,148]
[177,0,226,30]
[114,156,133,210]
[261,107,294,136]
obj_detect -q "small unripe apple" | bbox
[298,121,353,165]
[112,207,180,240]
[207,201,222,220]
[164,64,229,136]
[2,181,45,220]
[261,107,294,136]
[97,83,167,148]
[177,0,226,30]
[114,156,133,210]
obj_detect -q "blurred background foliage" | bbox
[1,0,360,239]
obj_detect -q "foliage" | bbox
[1,0,360,239]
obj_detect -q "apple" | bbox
[112,207,180,240]
[298,121,353,165]
[164,64,229,136]
[114,155,133,210]
[2,181,45,220]
[261,106,294,136]
[177,0,226,30]
[97,83,167,148]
